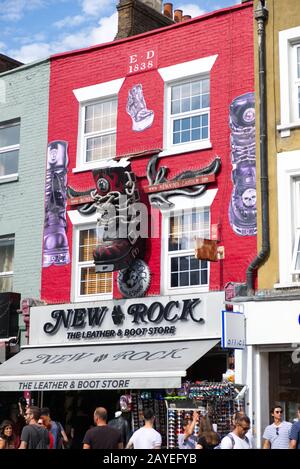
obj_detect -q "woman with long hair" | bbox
[196,416,220,450]
[0,420,17,449]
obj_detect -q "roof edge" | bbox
[50,2,253,61]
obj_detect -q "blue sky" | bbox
[0,1,240,64]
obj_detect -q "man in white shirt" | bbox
[220,414,252,449]
[126,408,161,449]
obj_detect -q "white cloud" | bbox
[178,4,205,18]
[0,0,45,21]
[81,0,114,17]
[54,15,86,29]
[8,12,118,63]
[0,42,7,51]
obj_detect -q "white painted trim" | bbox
[71,221,113,303]
[68,210,98,226]
[0,174,18,184]
[160,190,217,295]
[158,55,218,83]
[278,26,300,133]
[277,149,300,286]
[73,78,125,103]
[158,140,212,158]
[160,189,218,213]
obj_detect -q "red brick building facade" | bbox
[42,1,255,304]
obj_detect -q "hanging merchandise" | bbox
[166,381,245,448]
[131,391,167,448]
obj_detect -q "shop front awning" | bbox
[0,339,218,392]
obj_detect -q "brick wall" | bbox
[0,62,50,299]
[42,2,255,303]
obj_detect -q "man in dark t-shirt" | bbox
[83,407,122,449]
[19,406,50,449]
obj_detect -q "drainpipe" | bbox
[246,0,269,295]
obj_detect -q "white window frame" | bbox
[276,150,300,287]
[278,26,300,137]
[0,120,20,183]
[0,235,14,292]
[158,55,217,157]
[68,210,113,302]
[161,189,217,295]
[73,78,124,173]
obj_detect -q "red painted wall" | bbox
[42,2,255,304]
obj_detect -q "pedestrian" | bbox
[83,407,123,449]
[289,405,300,449]
[19,406,50,449]
[40,407,68,449]
[196,416,220,449]
[108,410,131,447]
[126,408,161,449]
[177,411,198,449]
[0,420,17,449]
[262,404,292,449]
[37,417,54,449]
[232,411,255,448]
[220,414,252,449]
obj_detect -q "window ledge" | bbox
[274,282,300,289]
[159,141,212,158]
[277,122,300,137]
[72,161,112,173]
[163,286,209,296]
[73,294,113,302]
[0,174,18,184]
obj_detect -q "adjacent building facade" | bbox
[234,0,300,447]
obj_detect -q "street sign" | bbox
[221,310,246,349]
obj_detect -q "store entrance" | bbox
[269,351,300,423]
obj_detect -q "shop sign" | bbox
[221,310,245,349]
[29,293,223,346]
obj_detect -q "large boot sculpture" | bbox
[228,92,257,236]
[43,141,70,266]
[92,160,145,272]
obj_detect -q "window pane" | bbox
[0,236,14,274]
[0,123,20,148]
[179,256,189,271]
[202,93,210,108]
[181,98,190,113]
[179,272,189,286]
[0,275,13,293]
[171,100,180,114]
[191,96,201,110]
[0,150,19,176]
[79,229,97,262]
[181,84,190,98]
[171,85,181,100]
[171,257,178,272]
[201,269,208,284]
[86,134,116,161]
[191,81,200,96]
[190,270,200,285]
[171,273,178,287]
[297,46,300,78]
[80,267,112,295]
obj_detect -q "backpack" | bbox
[214,433,249,449]
[55,422,65,449]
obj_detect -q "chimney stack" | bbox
[115,0,174,40]
[163,3,173,19]
[174,9,183,23]
[182,15,191,21]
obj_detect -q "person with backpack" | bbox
[220,414,252,449]
[19,406,50,449]
[40,407,68,449]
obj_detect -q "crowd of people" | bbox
[0,402,299,449]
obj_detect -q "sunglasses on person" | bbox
[274,410,283,414]
[276,428,279,436]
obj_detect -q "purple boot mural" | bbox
[228,92,257,236]
[43,141,70,267]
